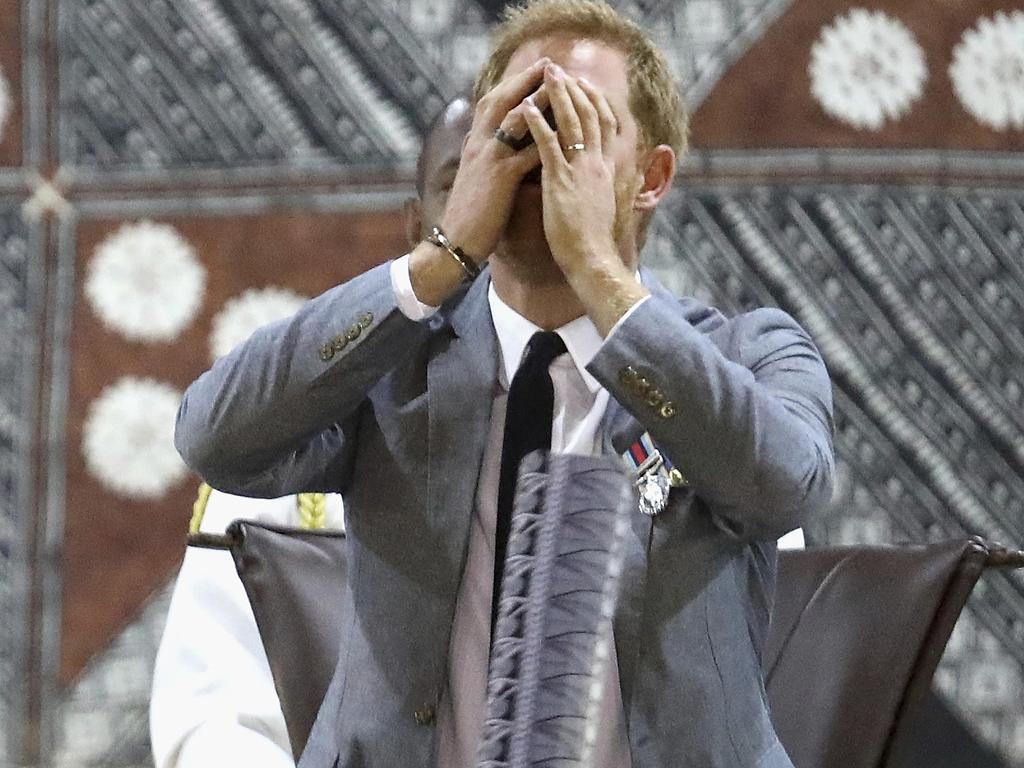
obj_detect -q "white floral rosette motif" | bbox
[809,9,927,131]
[0,62,10,142]
[949,11,1024,132]
[82,377,188,500]
[208,286,309,361]
[85,221,206,343]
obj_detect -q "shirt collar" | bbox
[487,280,603,394]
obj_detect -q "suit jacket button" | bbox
[659,401,677,419]
[345,324,362,342]
[332,336,348,353]
[359,312,374,329]
[619,366,638,386]
[319,343,334,362]
[413,705,435,726]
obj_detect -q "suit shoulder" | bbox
[689,304,815,365]
[730,306,807,337]
[729,307,825,372]
[738,305,800,326]
[670,295,729,333]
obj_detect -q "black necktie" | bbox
[492,330,567,636]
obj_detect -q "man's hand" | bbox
[438,58,553,261]
[523,63,619,272]
[522,64,649,336]
[408,57,551,307]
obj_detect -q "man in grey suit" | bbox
[175,1,835,766]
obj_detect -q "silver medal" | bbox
[637,470,670,516]
[623,438,680,517]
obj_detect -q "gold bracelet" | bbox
[426,226,481,281]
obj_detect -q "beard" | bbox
[610,171,638,248]
[493,170,638,285]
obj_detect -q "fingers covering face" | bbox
[565,77,600,155]
[523,99,562,170]
[499,84,550,146]
[489,61,620,177]
[478,57,550,135]
[577,77,618,159]
[544,64,584,149]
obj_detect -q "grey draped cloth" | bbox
[477,452,634,768]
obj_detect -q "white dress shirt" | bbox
[150,491,344,768]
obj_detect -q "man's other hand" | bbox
[523,63,620,275]
[438,57,552,262]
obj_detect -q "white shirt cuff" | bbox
[390,254,440,321]
[606,294,650,340]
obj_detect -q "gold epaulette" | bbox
[187,484,326,534]
[188,482,214,535]
[297,493,327,529]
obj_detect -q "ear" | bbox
[632,145,676,213]
[404,197,423,248]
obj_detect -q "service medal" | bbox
[622,432,678,516]
[637,469,671,516]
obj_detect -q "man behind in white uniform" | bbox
[149,96,477,768]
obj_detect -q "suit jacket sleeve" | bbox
[174,262,430,496]
[587,294,835,541]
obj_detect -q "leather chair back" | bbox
[188,530,1021,765]
[765,538,1009,768]
[192,521,348,762]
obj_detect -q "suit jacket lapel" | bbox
[600,273,710,716]
[427,273,499,602]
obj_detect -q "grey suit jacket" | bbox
[175,261,835,768]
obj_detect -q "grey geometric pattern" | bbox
[935,587,1024,764]
[619,0,796,106]
[50,584,172,768]
[0,203,32,538]
[59,0,792,176]
[644,184,1024,766]
[0,199,38,767]
[309,0,479,120]
[60,0,419,172]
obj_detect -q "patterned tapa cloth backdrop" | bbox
[0,0,1021,766]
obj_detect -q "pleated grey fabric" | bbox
[477,451,634,768]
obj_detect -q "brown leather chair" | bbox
[189,530,1024,765]
[190,522,349,762]
[764,536,1024,768]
